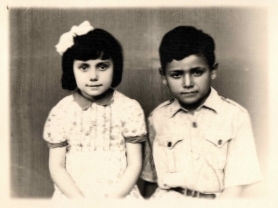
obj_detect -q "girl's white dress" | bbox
[43,90,146,199]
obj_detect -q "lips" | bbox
[181,91,198,97]
[181,91,197,94]
[86,84,102,87]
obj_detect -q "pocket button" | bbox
[167,141,172,147]
[192,122,197,128]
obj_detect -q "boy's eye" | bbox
[97,63,109,71]
[192,69,204,76]
[169,72,182,79]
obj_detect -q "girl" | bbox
[43,21,146,199]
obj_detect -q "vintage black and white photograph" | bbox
[1,0,278,207]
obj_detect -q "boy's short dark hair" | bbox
[61,29,123,90]
[159,26,215,74]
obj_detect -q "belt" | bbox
[171,187,216,199]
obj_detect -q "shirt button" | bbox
[167,142,172,147]
[218,140,222,145]
[192,122,197,128]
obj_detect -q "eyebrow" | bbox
[168,67,205,72]
[97,61,111,64]
[190,67,206,71]
[75,60,111,64]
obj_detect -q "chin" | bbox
[84,92,100,97]
[89,93,102,97]
[180,99,198,105]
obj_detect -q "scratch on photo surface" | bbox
[22,8,30,15]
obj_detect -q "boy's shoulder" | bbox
[149,99,175,117]
[219,95,247,114]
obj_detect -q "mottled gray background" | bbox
[10,8,268,198]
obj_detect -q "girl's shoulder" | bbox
[49,94,75,113]
[113,90,141,108]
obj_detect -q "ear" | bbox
[211,62,218,80]
[159,68,167,86]
[161,75,167,86]
[158,67,165,76]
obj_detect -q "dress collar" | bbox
[73,88,114,110]
[170,87,222,116]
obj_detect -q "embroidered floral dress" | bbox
[43,90,146,199]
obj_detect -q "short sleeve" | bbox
[43,100,70,148]
[140,114,157,182]
[224,110,263,188]
[122,99,147,143]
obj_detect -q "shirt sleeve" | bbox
[140,113,158,182]
[43,101,69,148]
[122,99,147,143]
[224,110,263,188]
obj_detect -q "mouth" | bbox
[86,84,102,87]
[181,91,198,97]
[86,84,102,90]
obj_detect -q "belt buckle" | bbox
[186,189,200,198]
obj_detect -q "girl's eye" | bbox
[170,72,182,79]
[79,64,89,71]
[97,63,109,71]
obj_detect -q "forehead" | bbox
[74,58,113,64]
[166,55,209,71]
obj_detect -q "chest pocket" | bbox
[203,133,232,170]
[156,135,183,173]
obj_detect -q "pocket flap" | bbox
[205,131,232,148]
[156,135,183,149]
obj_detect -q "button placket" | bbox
[166,141,176,173]
[190,115,200,161]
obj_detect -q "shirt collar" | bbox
[73,88,114,110]
[170,87,222,116]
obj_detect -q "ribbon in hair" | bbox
[55,20,94,55]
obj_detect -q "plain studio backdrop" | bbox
[9,8,268,198]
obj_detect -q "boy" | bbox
[141,26,262,199]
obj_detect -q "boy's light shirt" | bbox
[141,87,263,194]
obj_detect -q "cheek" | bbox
[73,69,81,79]
[168,79,180,87]
[73,73,82,83]
[105,70,114,83]
[198,75,211,85]
[167,82,180,94]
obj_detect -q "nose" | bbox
[90,69,98,81]
[182,73,193,88]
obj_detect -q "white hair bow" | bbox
[55,20,94,55]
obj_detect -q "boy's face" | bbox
[163,54,217,111]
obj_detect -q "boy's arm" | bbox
[107,142,143,198]
[49,147,84,198]
[140,113,159,198]
[220,110,263,197]
[218,186,243,198]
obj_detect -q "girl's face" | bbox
[73,58,113,99]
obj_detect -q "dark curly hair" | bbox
[159,26,216,74]
[61,29,123,90]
